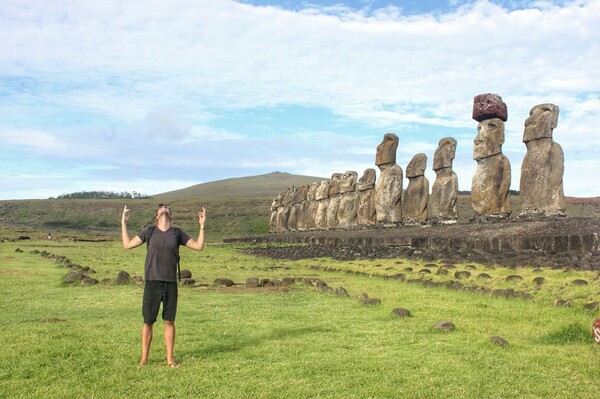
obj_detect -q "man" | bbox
[121,204,206,369]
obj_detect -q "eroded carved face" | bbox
[523,103,559,143]
[357,168,376,191]
[340,171,358,193]
[433,137,457,171]
[406,153,427,178]
[474,118,504,160]
[375,133,399,167]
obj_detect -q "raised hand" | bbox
[198,207,206,226]
[122,205,130,224]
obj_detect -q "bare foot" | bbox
[138,361,148,369]
[167,362,180,369]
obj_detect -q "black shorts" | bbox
[142,281,178,324]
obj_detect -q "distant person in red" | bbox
[121,204,206,369]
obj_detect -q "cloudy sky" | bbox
[1,0,598,200]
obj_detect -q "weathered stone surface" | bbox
[375,163,403,224]
[179,269,192,279]
[315,180,330,229]
[213,278,234,287]
[288,185,308,231]
[246,277,260,287]
[391,308,411,317]
[490,335,509,347]
[275,187,293,232]
[361,292,381,305]
[403,153,429,223]
[335,287,349,297]
[375,133,398,167]
[434,320,456,331]
[327,173,342,229]
[116,270,131,284]
[357,168,377,225]
[533,276,545,285]
[64,272,85,283]
[269,190,284,232]
[430,137,458,222]
[472,93,507,122]
[519,103,566,218]
[338,171,359,227]
[471,118,511,218]
[305,182,319,229]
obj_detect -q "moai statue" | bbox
[430,137,458,223]
[288,185,308,230]
[402,153,429,224]
[276,186,294,231]
[374,133,403,224]
[471,93,512,221]
[357,168,377,225]
[304,181,319,229]
[337,171,359,227]
[519,103,566,218]
[315,179,330,229]
[326,173,342,229]
[269,191,284,232]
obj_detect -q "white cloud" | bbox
[0,0,599,198]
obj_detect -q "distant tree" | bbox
[53,191,152,200]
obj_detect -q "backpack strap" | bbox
[145,225,156,248]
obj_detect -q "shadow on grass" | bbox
[534,323,592,345]
[179,326,332,357]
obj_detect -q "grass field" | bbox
[1,234,599,399]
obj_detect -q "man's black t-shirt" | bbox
[138,226,191,282]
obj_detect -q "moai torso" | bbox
[430,137,458,222]
[374,133,403,224]
[326,173,342,228]
[315,179,330,229]
[519,103,566,217]
[357,168,377,225]
[470,94,512,220]
[338,171,359,227]
[402,153,429,223]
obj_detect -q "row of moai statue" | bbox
[269,93,565,232]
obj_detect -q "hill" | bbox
[154,172,328,200]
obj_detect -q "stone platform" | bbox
[226,218,600,270]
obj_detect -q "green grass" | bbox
[1,235,600,398]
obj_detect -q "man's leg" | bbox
[164,320,178,367]
[140,323,153,366]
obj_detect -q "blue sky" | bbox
[1,0,598,200]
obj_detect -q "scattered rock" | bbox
[391,308,411,317]
[572,279,588,286]
[182,278,195,286]
[179,269,192,279]
[64,272,85,283]
[532,276,545,286]
[282,277,295,285]
[555,299,572,307]
[246,277,260,287]
[434,320,456,331]
[335,287,349,297]
[584,301,599,311]
[361,293,381,305]
[477,273,491,280]
[81,277,98,285]
[419,268,431,275]
[490,335,509,348]
[116,270,131,284]
[455,271,471,279]
[505,275,523,282]
[213,278,234,287]
[436,268,449,276]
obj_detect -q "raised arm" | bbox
[186,207,206,251]
[121,205,143,249]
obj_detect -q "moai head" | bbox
[433,137,457,171]
[340,171,358,194]
[523,103,559,143]
[375,133,399,167]
[472,93,507,122]
[406,153,427,178]
[306,182,319,201]
[282,186,294,205]
[474,118,505,161]
[357,168,376,191]
[315,179,330,201]
[271,191,284,211]
[329,173,342,196]
[292,185,308,204]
